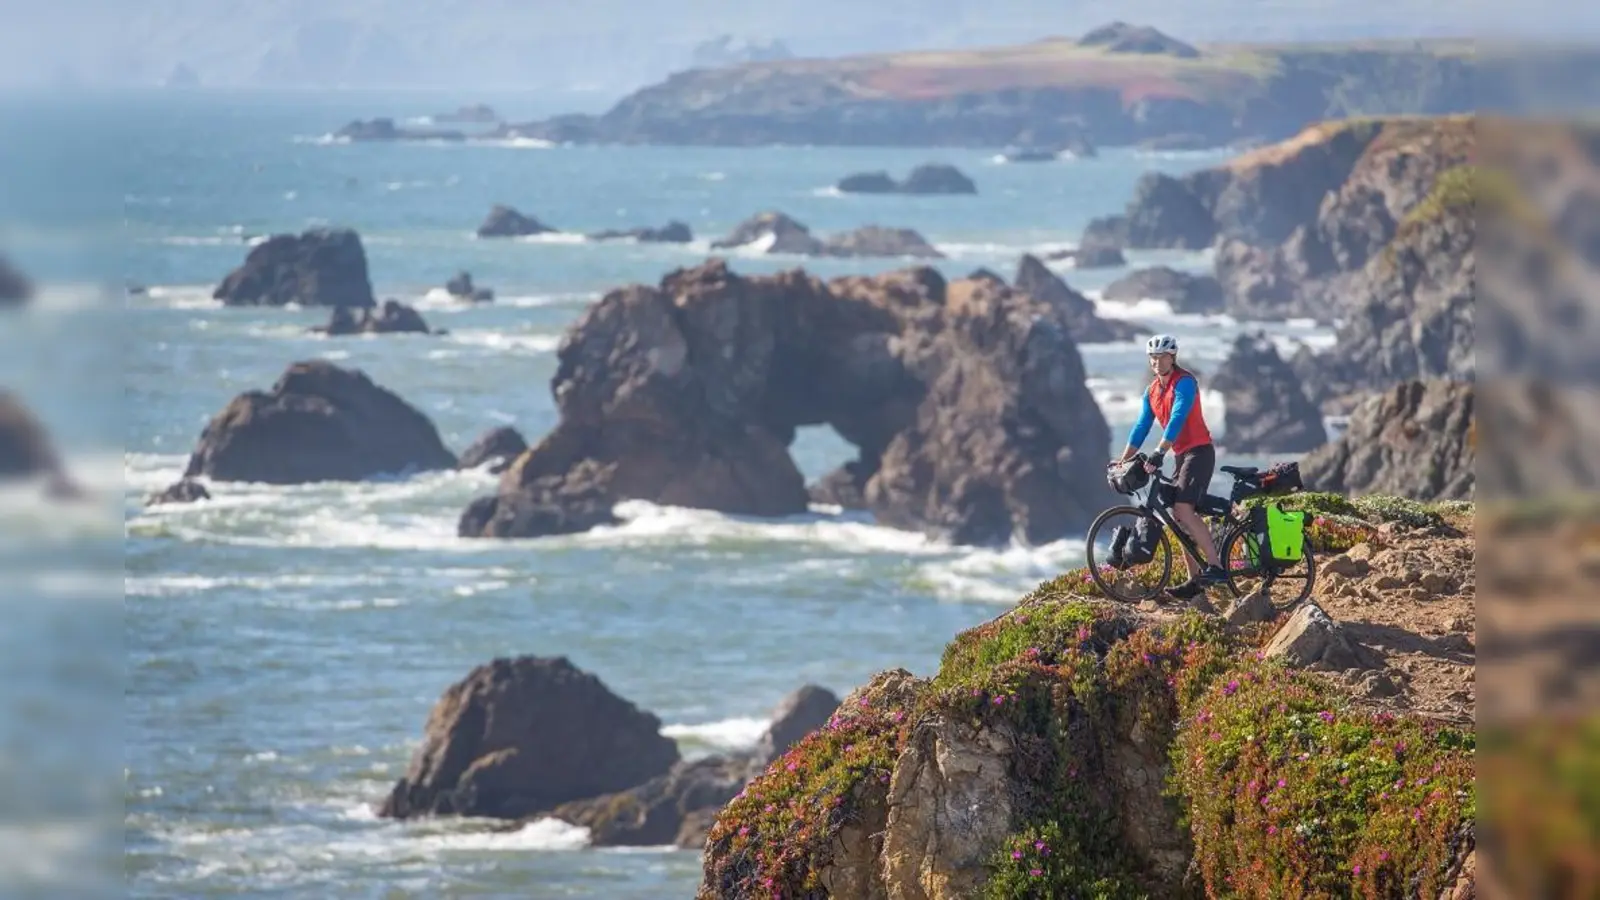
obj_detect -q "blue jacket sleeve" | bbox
[1163,375,1197,443]
[1127,389,1154,448]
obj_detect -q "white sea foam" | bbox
[477,136,557,149]
[447,330,561,355]
[586,501,949,556]
[661,716,769,750]
[913,539,1083,605]
[512,231,589,244]
[140,285,221,308]
[933,240,1076,260]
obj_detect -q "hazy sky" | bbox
[0,0,1590,93]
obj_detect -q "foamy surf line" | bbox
[661,717,769,751]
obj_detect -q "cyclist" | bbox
[1112,334,1227,599]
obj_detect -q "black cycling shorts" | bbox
[1171,443,1216,508]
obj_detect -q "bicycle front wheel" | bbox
[1220,525,1317,611]
[1084,505,1175,604]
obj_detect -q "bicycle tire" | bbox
[1084,505,1175,604]
[1219,524,1317,611]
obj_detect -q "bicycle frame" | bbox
[1131,471,1213,569]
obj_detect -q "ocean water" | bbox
[9,89,1332,897]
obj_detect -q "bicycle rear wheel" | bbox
[1084,505,1175,603]
[1220,525,1317,611]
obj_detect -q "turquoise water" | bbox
[3,89,1330,897]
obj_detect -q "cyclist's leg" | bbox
[1171,445,1220,569]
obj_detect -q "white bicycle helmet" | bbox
[1146,333,1179,355]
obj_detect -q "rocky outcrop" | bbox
[458,426,528,474]
[146,478,211,506]
[335,117,466,142]
[0,392,81,497]
[476,205,557,238]
[0,254,32,304]
[710,213,943,258]
[1211,333,1327,453]
[1012,254,1146,343]
[182,360,458,484]
[312,300,435,336]
[836,164,976,194]
[1044,242,1126,269]
[548,685,840,849]
[1089,116,1475,322]
[462,259,1111,546]
[379,656,680,821]
[1082,171,1220,251]
[1301,379,1475,501]
[212,228,376,307]
[1078,21,1200,58]
[1295,165,1476,409]
[1102,266,1224,314]
[699,588,1476,899]
[588,221,693,243]
[709,211,821,254]
[446,270,494,302]
[821,226,944,259]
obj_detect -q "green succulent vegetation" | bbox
[703,499,1476,899]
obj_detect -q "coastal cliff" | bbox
[695,498,1477,899]
[1129,114,1480,454]
[336,29,1566,151]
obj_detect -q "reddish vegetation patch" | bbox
[857,59,1202,101]
[1117,77,1205,105]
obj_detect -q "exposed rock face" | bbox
[446,270,494,302]
[379,656,680,821]
[1012,254,1147,343]
[1211,333,1327,453]
[1301,379,1475,501]
[477,205,556,238]
[462,259,1111,546]
[1091,116,1475,321]
[1102,266,1224,314]
[710,213,943,258]
[0,254,33,304]
[313,300,434,335]
[837,164,977,194]
[1082,171,1220,251]
[458,426,528,474]
[212,228,376,307]
[1297,170,1476,408]
[183,360,458,484]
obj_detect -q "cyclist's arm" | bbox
[1121,390,1155,460]
[1155,375,1197,454]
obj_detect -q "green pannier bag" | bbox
[1247,503,1307,566]
[1265,503,1306,563]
